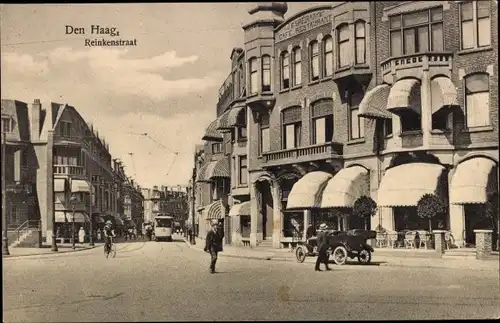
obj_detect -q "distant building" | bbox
[142,185,188,225]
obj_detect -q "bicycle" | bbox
[104,236,117,259]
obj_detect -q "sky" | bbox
[0,2,324,188]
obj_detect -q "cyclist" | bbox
[103,220,116,253]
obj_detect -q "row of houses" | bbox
[187,1,499,250]
[1,98,144,246]
[142,185,189,225]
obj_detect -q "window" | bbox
[310,41,320,81]
[1,117,13,133]
[464,73,490,128]
[239,156,248,185]
[389,7,443,56]
[348,91,365,140]
[282,107,302,149]
[59,121,72,137]
[311,99,334,144]
[384,119,393,137]
[249,57,258,94]
[260,114,270,153]
[337,24,350,68]
[261,55,271,92]
[212,143,222,154]
[238,127,247,140]
[400,110,422,132]
[237,108,247,140]
[460,1,491,50]
[281,51,290,89]
[323,36,333,77]
[292,47,302,86]
[239,64,245,96]
[355,21,366,64]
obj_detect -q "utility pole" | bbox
[191,168,196,242]
[88,170,94,246]
[2,130,10,255]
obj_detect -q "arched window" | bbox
[464,73,490,128]
[337,24,350,68]
[249,57,258,94]
[355,21,366,64]
[292,47,302,86]
[310,41,320,81]
[323,36,333,77]
[281,51,290,89]
[281,106,302,149]
[261,55,271,92]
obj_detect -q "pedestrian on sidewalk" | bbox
[315,223,332,272]
[204,219,224,274]
[78,227,85,244]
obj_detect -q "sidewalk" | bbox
[3,242,105,258]
[184,237,500,272]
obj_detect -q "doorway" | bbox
[258,180,274,240]
[464,204,494,247]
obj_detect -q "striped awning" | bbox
[205,200,224,220]
[321,166,370,208]
[55,211,90,223]
[431,76,459,114]
[202,119,223,142]
[377,163,445,207]
[207,157,230,180]
[71,179,91,193]
[217,106,245,131]
[196,161,215,182]
[359,84,393,119]
[229,201,251,216]
[450,157,497,205]
[54,178,66,192]
[386,78,420,115]
[286,171,333,209]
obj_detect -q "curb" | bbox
[3,244,103,259]
[181,238,499,271]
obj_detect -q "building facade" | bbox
[189,1,499,250]
[142,185,188,226]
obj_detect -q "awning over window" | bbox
[386,78,420,114]
[377,163,445,207]
[229,201,251,216]
[202,119,223,142]
[217,107,245,131]
[321,166,370,208]
[286,171,333,209]
[431,76,459,114]
[55,211,89,223]
[450,157,497,204]
[359,84,393,119]
[205,200,224,220]
[71,179,91,193]
[54,178,66,192]
[196,160,216,182]
[206,157,230,180]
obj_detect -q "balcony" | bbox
[262,142,343,168]
[333,64,372,85]
[53,164,86,176]
[217,74,235,116]
[53,134,83,146]
[381,52,453,84]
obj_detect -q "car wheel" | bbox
[295,246,306,263]
[357,249,372,264]
[332,246,348,265]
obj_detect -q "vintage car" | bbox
[295,229,376,265]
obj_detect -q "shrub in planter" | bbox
[417,194,446,232]
[353,195,377,230]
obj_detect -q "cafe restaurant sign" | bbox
[276,9,332,43]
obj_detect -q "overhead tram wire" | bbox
[128,152,137,178]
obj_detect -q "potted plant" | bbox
[417,194,446,249]
[353,195,377,245]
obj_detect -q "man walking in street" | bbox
[204,219,224,274]
[315,223,332,272]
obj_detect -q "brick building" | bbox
[189,1,498,249]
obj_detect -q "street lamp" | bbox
[70,194,77,250]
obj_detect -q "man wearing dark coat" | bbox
[204,219,224,274]
[315,223,332,271]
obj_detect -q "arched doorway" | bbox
[255,180,273,240]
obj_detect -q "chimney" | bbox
[30,99,41,141]
[153,185,158,191]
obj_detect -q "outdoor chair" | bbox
[387,232,398,248]
[418,231,431,249]
[376,232,388,248]
[404,231,416,249]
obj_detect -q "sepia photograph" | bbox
[1,1,499,321]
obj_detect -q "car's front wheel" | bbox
[332,245,348,265]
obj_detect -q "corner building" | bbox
[202,1,498,250]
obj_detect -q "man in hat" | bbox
[204,219,224,274]
[315,223,332,271]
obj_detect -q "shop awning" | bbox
[54,178,66,192]
[431,76,459,114]
[55,211,89,223]
[205,200,224,220]
[202,119,223,142]
[71,179,91,193]
[386,78,420,115]
[206,157,230,180]
[229,201,251,216]
[286,171,333,209]
[377,163,445,207]
[359,84,393,119]
[450,157,497,204]
[321,166,370,208]
[217,106,245,131]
